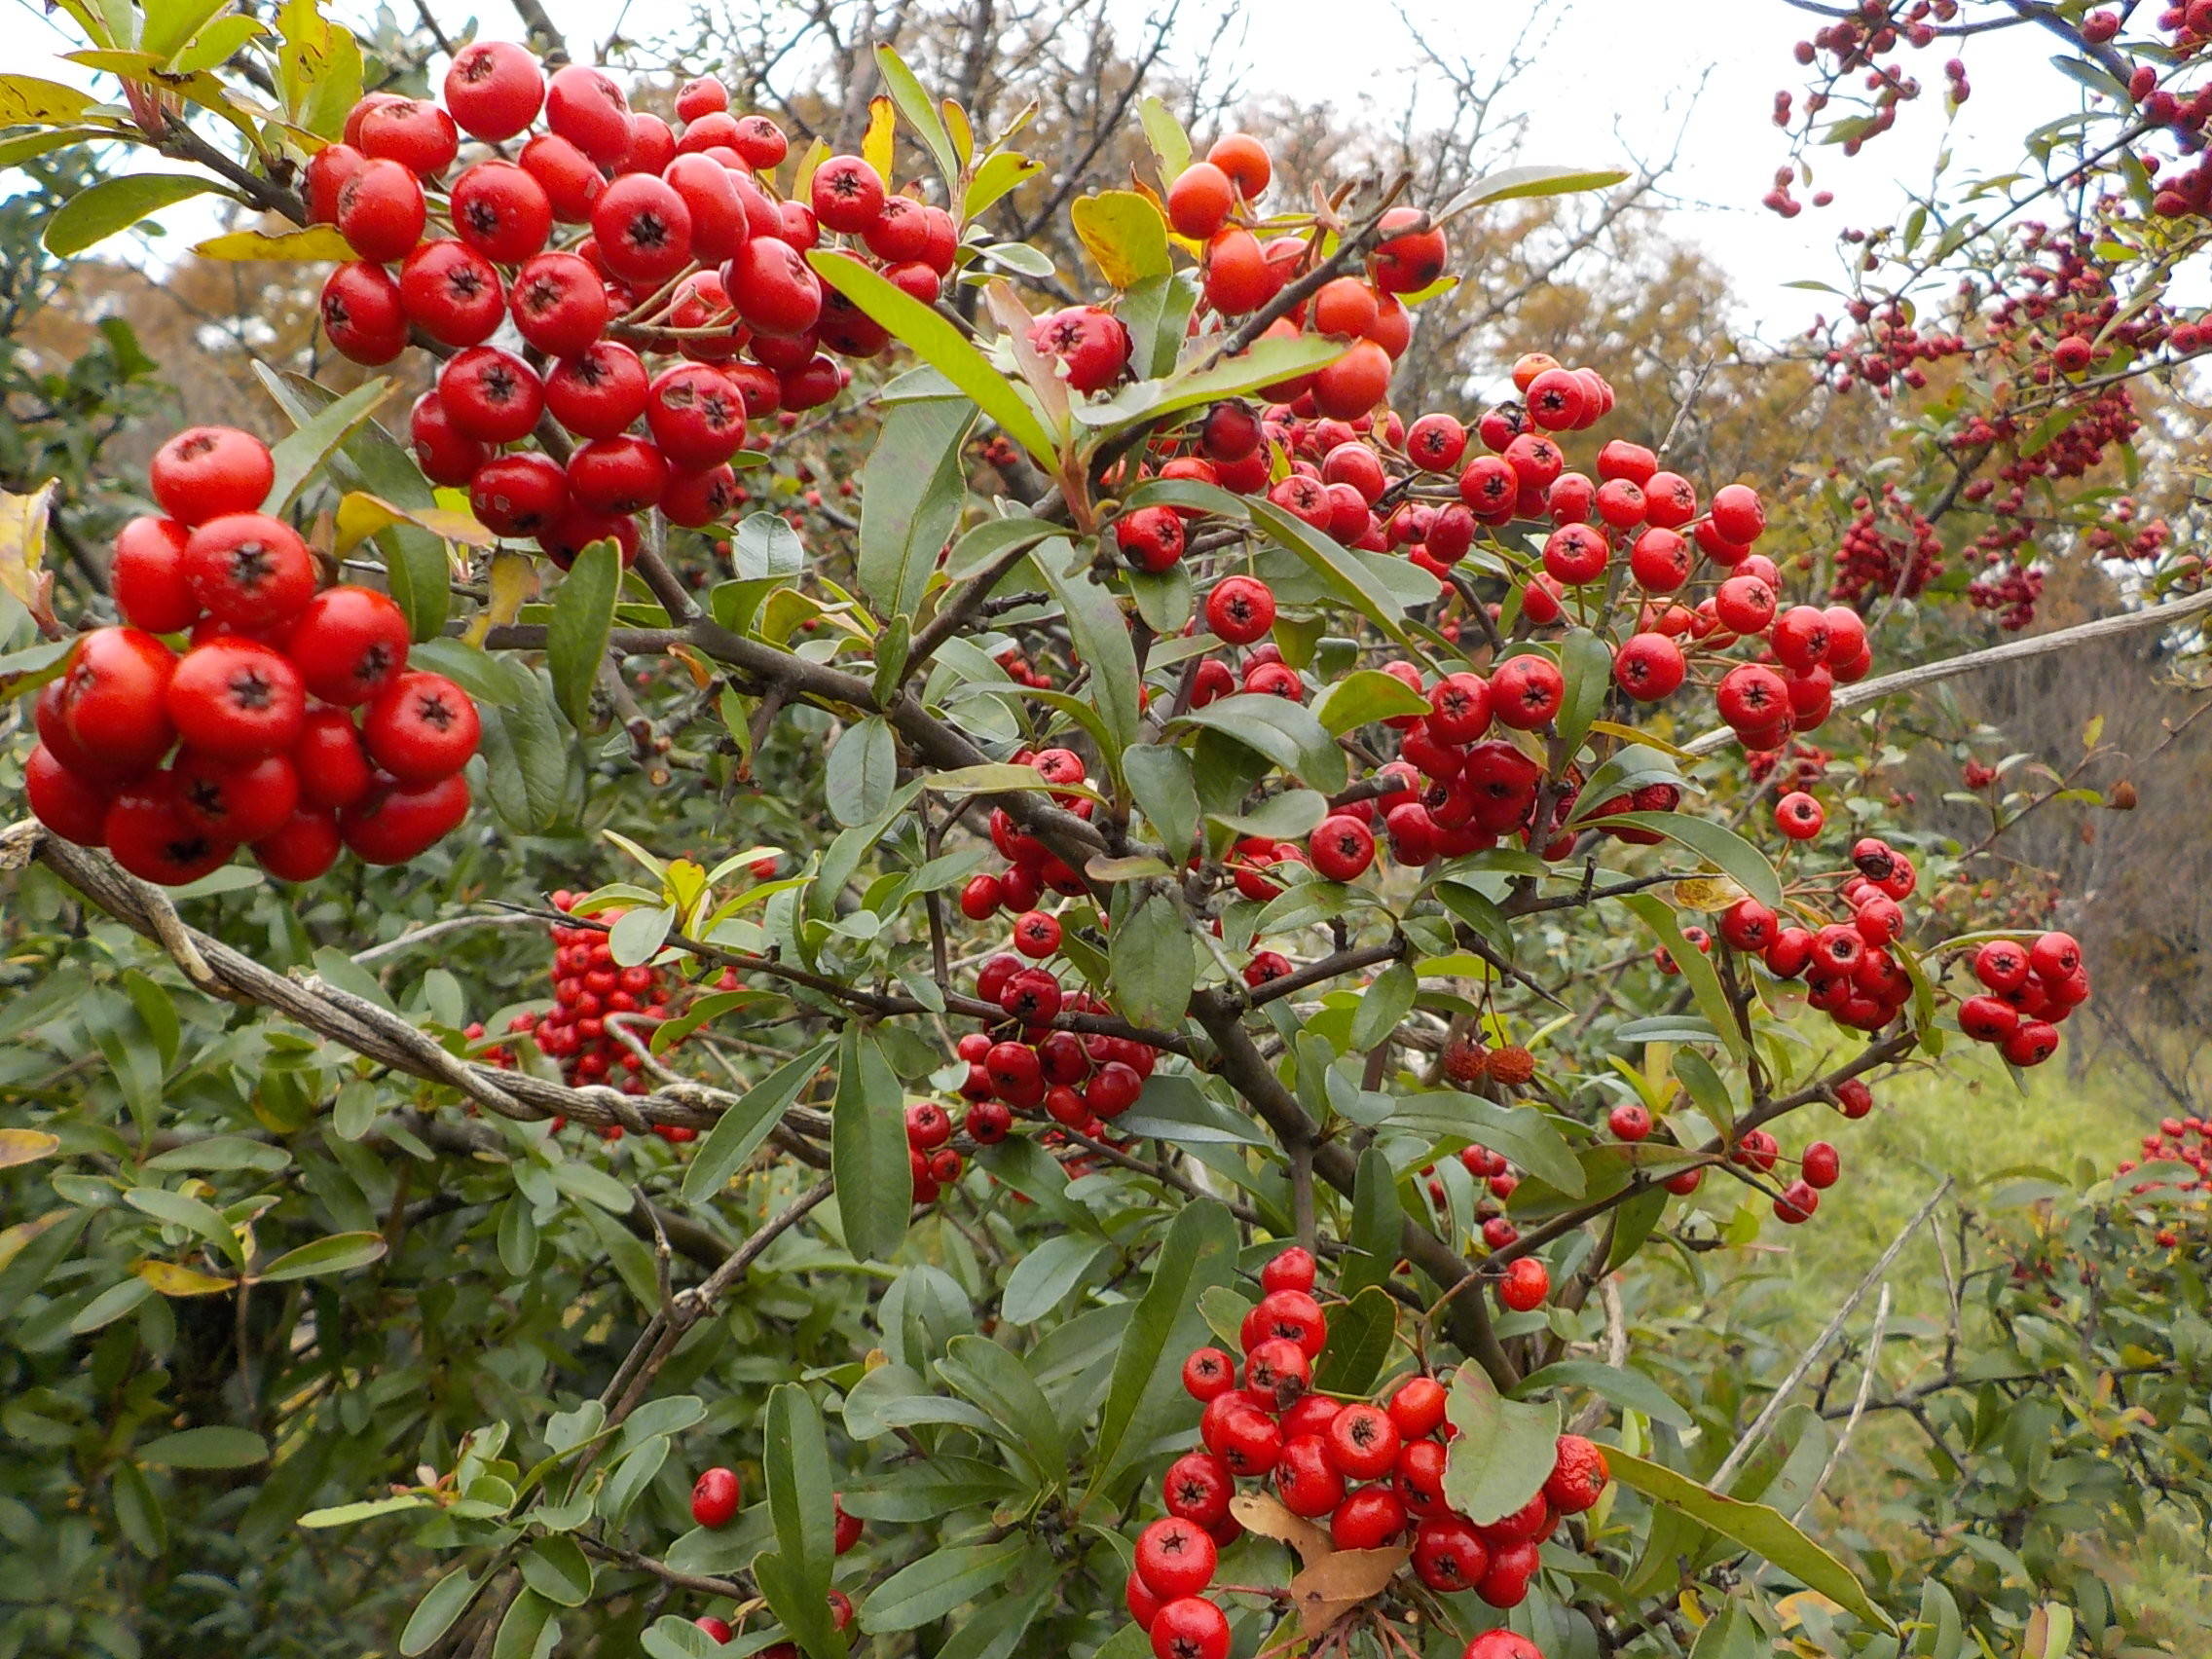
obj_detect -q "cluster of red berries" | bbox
[1017,134,1442,491]
[2118,1115,2212,1204]
[683,1467,863,1651]
[1952,929,2089,1068]
[1127,1246,1602,1659]
[309,44,977,565]
[24,426,477,884]
[515,892,688,1112]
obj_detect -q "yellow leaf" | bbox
[862,95,897,189]
[1070,190,1171,288]
[0,482,58,634]
[134,1258,238,1297]
[336,491,494,554]
[0,1211,68,1274]
[464,548,538,645]
[0,74,99,126]
[0,1128,60,1168]
[1775,1591,1844,1629]
[194,225,354,262]
[1588,719,1698,759]
[940,98,973,166]
[1286,1545,1410,1639]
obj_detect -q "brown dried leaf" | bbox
[1288,1545,1411,1639]
[1229,1491,1333,1569]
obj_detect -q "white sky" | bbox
[15,0,2089,339]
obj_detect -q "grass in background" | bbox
[1725,1050,2212,1645]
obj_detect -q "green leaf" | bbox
[833,1028,912,1263]
[43,172,214,255]
[826,717,897,828]
[1207,789,1326,842]
[140,0,237,61]
[1620,894,1746,1065]
[1136,95,1192,183]
[1580,812,1783,910]
[1173,693,1346,793]
[1391,1094,1584,1198]
[1605,1449,1896,1632]
[253,365,446,639]
[489,1587,555,1659]
[1554,628,1613,759]
[858,398,976,620]
[940,514,1061,582]
[1434,879,1514,952]
[1313,668,1432,735]
[136,1425,269,1469]
[298,1494,435,1529]
[112,1459,166,1558]
[1442,164,1631,214]
[1340,1146,1401,1299]
[1001,1235,1107,1324]
[758,1382,845,1659]
[255,1231,387,1282]
[939,1335,1067,1482]
[547,541,620,730]
[475,661,570,834]
[399,1567,481,1656]
[965,150,1043,219]
[1087,335,1345,431]
[1090,1199,1240,1499]
[1032,538,1142,762]
[1441,1362,1560,1524]
[1348,962,1416,1052]
[264,377,387,512]
[1247,498,1415,648]
[124,1186,237,1260]
[520,1536,594,1607]
[71,1276,153,1335]
[1515,1360,1691,1430]
[683,1040,835,1204]
[1124,745,1198,859]
[872,45,958,188]
[1111,893,1195,1033]
[860,1541,1033,1634]
[809,251,1060,468]
[1311,1285,1396,1396]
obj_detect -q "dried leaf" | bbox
[1287,1545,1410,1639]
[1229,1492,1333,1568]
[0,1128,60,1168]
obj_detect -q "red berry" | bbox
[1134,1517,1217,1600]
[284,586,410,706]
[689,1466,741,1529]
[149,427,273,526]
[362,672,480,783]
[443,40,544,140]
[166,639,305,761]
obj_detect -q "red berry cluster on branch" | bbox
[312,43,966,566]
[2118,1114,2212,1198]
[26,426,478,884]
[522,893,685,1113]
[1127,1247,1604,1659]
[1952,930,2089,1067]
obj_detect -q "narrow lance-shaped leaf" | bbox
[548,541,621,730]
[808,251,1060,468]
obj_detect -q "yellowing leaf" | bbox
[0,1211,69,1275]
[336,491,493,554]
[0,482,58,635]
[1070,190,1171,288]
[134,1258,239,1296]
[464,548,539,645]
[0,74,100,125]
[194,225,354,262]
[1672,876,1740,911]
[862,95,897,188]
[0,1128,60,1168]
[1287,1545,1410,1639]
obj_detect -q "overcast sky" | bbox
[17,0,2087,337]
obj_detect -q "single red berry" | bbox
[443,40,544,140]
[1498,1257,1550,1311]
[166,639,305,761]
[362,672,480,783]
[1204,574,1275,645]
[283,585,410,706]
[149,427,274,527]
[689,1466,741,1529]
